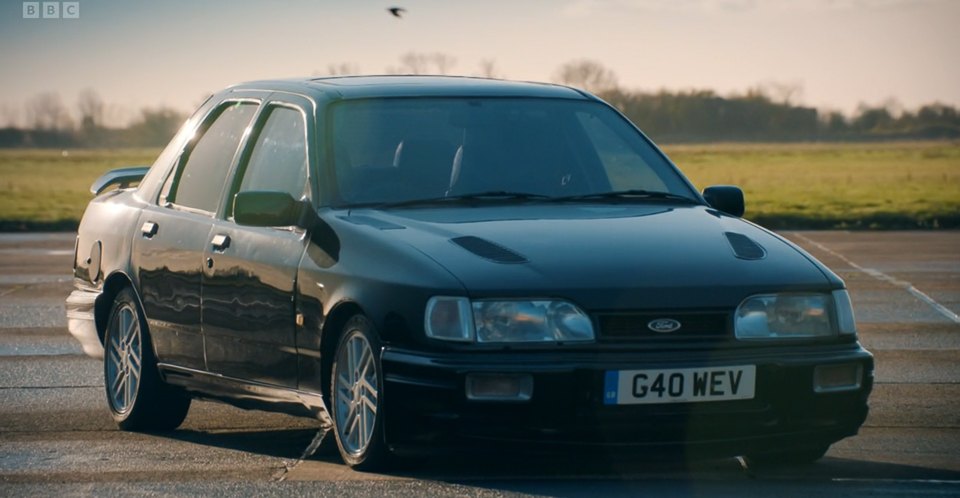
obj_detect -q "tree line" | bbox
[556,60,960,142]
[2,57,957,148]
[0,89,186,148]
[599,88,959,142]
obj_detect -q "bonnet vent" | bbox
[724,232,767,260]
[451,236,527,264]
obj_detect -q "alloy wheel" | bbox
[105,303,142,415]
[334,332,379,455]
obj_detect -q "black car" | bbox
[66,76,872,470]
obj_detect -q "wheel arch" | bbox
[94,271,136,345]
[319,300,367,406]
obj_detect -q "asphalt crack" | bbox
[272,426,329,482]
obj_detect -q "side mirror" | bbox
[702,185,745,217]
[234,191,313,228]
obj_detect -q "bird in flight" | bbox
[388,7,406,18]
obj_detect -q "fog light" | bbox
[814,363,863,393]
[465,373,533,402]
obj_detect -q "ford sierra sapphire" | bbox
[66,76,873,469]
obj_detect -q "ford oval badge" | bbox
[648,318,682,333]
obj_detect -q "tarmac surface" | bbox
[1,231,958,497]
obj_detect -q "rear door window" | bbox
[166,102,259,214]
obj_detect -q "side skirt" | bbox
[157,363,332,428]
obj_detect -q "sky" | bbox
[1,0,958,126]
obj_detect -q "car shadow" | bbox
[411,455,960,498]
[156,425,960,489]
[742,456,960,481]
[161,427,326,460]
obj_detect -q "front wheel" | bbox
[330,315,389,470]
[104,287,190,431]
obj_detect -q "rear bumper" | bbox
[381,344,873,457]
[65,287,103,358]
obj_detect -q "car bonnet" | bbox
[341,203,836,310]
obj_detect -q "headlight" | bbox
[425,297,594,344]
[735,293,837,339]
[424,297,474,342]
[474,300,594,343]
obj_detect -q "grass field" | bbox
[0,148,160,230]
[0,142,958,230]
[666,141,960,229]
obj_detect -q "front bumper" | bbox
[381,343,873,457]
[65,287,103,358]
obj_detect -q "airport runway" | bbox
[1,231,958,496]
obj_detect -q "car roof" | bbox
[229,75,592,101]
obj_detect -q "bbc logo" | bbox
[23,2,80,19]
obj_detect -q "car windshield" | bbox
[331,97,698,207]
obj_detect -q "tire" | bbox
[104,287,190,431]
[330,315,389,470]
[745,444,830,467]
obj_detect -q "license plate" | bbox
[604,365,756,405]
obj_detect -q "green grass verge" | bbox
[664,141,960,229]
[0,142,957,231]
[0,148,160,231]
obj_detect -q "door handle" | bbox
[141,221,158,238]
[211,234,231,252]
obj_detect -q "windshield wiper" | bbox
[375,191,552,209]
[551,189,699,204]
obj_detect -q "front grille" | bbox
[598,312,731,341]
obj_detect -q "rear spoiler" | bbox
[90,166,150,195]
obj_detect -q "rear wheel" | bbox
[330,315,389,470]
[104,287,190,431]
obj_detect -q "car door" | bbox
[134,99,261,370]
[201,95,314,387]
